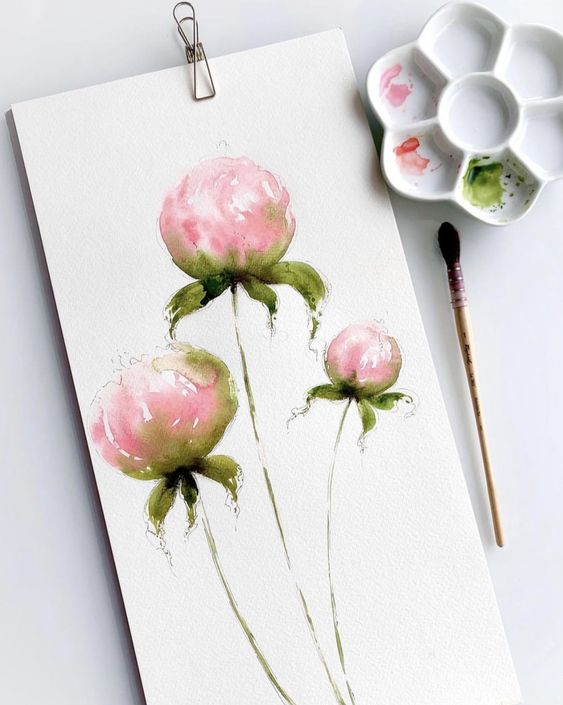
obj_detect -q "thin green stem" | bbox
[231,286,349,705]
[327,400,357,705]
[200,498,299,705]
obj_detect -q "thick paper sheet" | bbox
[13,30,521,705]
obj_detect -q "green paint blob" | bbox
[463,158,504,209]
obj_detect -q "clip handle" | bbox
[173,2,216,101]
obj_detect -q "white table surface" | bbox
[1,1,561,703]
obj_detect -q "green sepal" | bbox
[306,384,347,407]
[241,277,278,328]
[180,473,199,530]
[263,261,326,339]
[369,392,413,411]
[147,477,178,536]
[357,398,377,437]
[196,455,241,504]
[166,274,231,338]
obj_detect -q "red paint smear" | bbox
[393,137,430,176]
[380,63,412,107]
[394,137,420,156]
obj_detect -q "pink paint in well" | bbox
[380,63,413,107]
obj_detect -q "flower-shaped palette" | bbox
[366,2,563,225]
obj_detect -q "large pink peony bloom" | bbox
[159,156,296,279]
[89,346,237,479]
[325,322,402,396]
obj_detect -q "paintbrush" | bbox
[438,222,504,548]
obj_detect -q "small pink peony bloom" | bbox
[325,322,402,396]
[89,346,237,478]
[159,156,296,279]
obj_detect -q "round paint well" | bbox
[457,152,541,223]
[420,4,505,77]
[366,46,446,127]
[517,105,563,179]
[440,75,518,151]
[386,127,463,198]
[501,26,563,100]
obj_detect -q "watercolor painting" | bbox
[89,155,414,705]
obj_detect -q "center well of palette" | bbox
[441,76,518,151]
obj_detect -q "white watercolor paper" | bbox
[13,30,521,705]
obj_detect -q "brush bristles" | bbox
[438,222,460,268]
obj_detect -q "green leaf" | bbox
[180,474,199,529]
[147,478,178,535]
[166,281,206,338]
[196,455,241,504]
[166,275,230,338]
[241,277,278,328]
[264,261,326,338]
[357,398,377,436]
[289,384,347,422]
[369,392,413,411]
[306,384,347,405]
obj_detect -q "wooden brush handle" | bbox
[454,306,504,548]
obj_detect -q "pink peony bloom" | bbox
[89,346,237,478]
[325,322,402,396]
[159,156,296,279]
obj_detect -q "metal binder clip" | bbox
[173,2,216,101]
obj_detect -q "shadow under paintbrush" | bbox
[389,193,497,548]
[5,108,147,705]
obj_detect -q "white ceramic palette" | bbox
[367,2,563,225]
